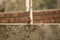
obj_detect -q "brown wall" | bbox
[0,12,29,23]
[0,10,60,23]
[33,10,60,23]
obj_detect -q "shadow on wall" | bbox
[0,25,60,40]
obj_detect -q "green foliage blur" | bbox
[0,0,58,11]
[0,0,26,12]
[33,0,57,10]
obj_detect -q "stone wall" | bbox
[0,12,29,23]
[33,10,60,23]
[0,25,60,40]
[0,10,60,23]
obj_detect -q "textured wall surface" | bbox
[0,25,60,40]
[33,10,60,23]
[0,10,60,23]
[0,12,29,23]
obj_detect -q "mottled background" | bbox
[33,0,58,10]
[0,25,60,40]
[0,0,60,12]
